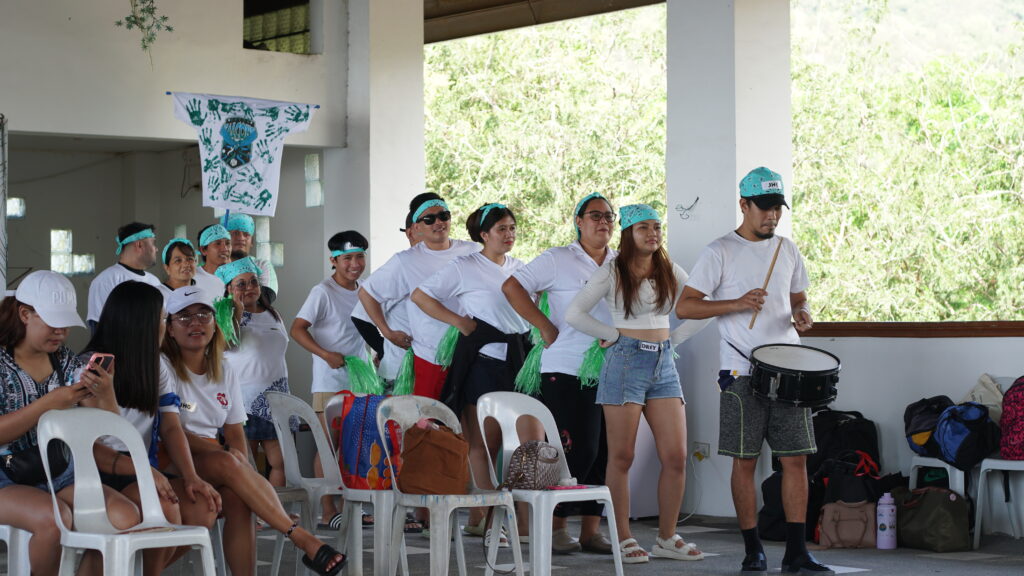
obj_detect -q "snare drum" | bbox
[749,344,840,408]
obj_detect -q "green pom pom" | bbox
[514,343,544,395]
[434,325,460,369]
[213,296,238,347]
[578,339,607,388]
[393,348,415,396]
[346,356,383,395]
[528,292,551,347]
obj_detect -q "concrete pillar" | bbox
[665,0,792,517]
[341,0,425,273]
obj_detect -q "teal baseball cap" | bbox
[739,167,789,209]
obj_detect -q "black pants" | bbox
[541,372,607,517]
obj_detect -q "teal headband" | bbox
[162,237,194,264]
[573,192,608,239]
[225,213,255,235]
[199,224,230,247]
[330,241,366,257]
[215,257,261,285]
[619,203,661,230]
[412,199,449,223]
[478,203,507,226]
[115,229,155,255]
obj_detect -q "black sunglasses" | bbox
[417,211,452,225]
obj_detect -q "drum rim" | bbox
[749,343,842,376]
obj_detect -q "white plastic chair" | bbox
[476,391,624,576]
[37,407,217,576]
[376,395,525,576]
[266,391,408,576]
[0,525,32,576]
[973,457,1024,549]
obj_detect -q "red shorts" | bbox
[413,355,448,400]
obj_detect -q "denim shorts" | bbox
[596,336,683,406]
[244,415,279,441]
[0,455,76,493]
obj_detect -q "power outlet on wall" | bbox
[692,441,711,462]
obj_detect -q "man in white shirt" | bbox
[677,167,827,576]
[194,224,231,298]
[87,222,162,330]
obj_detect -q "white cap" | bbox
[166,286,215,315]
[14,271,85,329]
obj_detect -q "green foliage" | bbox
[425,8,668,260]
[115,0,173,54]
[792,1,1024,321]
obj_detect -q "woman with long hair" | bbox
[566,204,708,563]
[161,286,346,576]
[0,271,139,576]
[501,192,618,554]
[219,257,290,487]
[82,281,221,575]
[159,237,198,298]
[412,203,535,538]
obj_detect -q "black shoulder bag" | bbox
[2,352,71,485]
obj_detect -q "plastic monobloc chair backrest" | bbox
[37,407,169,534]
[375,395,463,493]
[322,394,346,456]
[264,391,342,486]
[475,391,573,487]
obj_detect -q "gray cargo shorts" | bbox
[717,374,816,459]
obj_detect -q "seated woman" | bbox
[0,271,140,576]
[161,285,346,576]
[82,281,221,575]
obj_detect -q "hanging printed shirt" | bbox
[172,92,315,217]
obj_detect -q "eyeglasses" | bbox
[230,279,260,290]
[417,211,452,225]
[170,311,215,325]
[583,211,617,223]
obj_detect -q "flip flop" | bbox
[403,513,424,534]
[650,534,704,561]
[316,512,345,532]
[301,544,347,576]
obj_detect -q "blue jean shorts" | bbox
[0,455,76,493]
[596,336,683,406]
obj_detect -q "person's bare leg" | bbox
[164,477,220,567]
[732,457,759,529]
[121,482,181,576]
[463,407,492,527]
[602,403,644,560]
[262,439,286,487]
[645,399,700,555]
[779,456,808,522]
[72,485,142,576]
[0,486,71,576]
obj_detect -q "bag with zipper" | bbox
[398,420,470,494]
[817,500,876,549]
[501,440,562,490]
[331,392,401,490]
[892,486,970,552]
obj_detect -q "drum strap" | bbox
[724,339,750,361]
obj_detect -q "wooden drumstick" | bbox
[748,238,783,330]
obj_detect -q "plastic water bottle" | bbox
[876,492,897,549]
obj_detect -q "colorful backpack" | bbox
[331,392,401,490]
[934,402,1000,472]
[904,396,954,457]
[999,376,1024,460]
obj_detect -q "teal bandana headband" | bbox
[199,224,231,247]
[215,257,261,285]
[224,213,255,235]
[619,203,661,230]
[478,203,506,226]
[573,192,608,239]
[412,199,449,223]
[331,242,366,257]
[162,237,194,264]
[115,229,155,255]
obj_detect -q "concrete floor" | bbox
[4,512,1022,575]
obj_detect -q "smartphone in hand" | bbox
[88,352,115,373]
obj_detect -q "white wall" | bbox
[0,0,346,148]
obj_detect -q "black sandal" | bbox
[302,544,347,576]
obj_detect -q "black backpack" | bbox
[905,396,955,458]
[806,409,880,477]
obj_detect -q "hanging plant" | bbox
[115,0,173,55]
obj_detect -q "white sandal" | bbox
[618,538,649,564]
[650,534,704,561]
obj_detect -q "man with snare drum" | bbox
[676,167,830,576]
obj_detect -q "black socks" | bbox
[741,526,764,556]
[782,522,807,563]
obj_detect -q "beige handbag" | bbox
[817,501,876,549]
[961,373,1005,423]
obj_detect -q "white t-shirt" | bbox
[193,267,226,299]
[361,240,480,363]
[295,277,366,394]
[100,364,180,454]
[160,355,246,439]
[87,264,163,322]
[351,298,409,381]
[685,232,810,373]
[511,242,616,377]
[419,252,530,360]
[223,310,289,411]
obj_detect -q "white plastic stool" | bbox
[0,525,32,576]
[909,456,970,498]
[973,458,1024,549]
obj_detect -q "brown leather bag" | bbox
[817,501,876,549]
[398,424,470,494]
